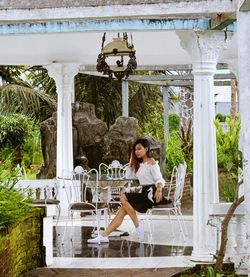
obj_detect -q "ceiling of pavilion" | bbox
[0,0,238,70]
[0,30,237,68]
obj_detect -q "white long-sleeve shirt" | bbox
[125,161,165,187]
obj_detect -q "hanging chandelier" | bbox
[96,32,137,80]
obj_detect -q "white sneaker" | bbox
[136,224,144,242]
[87,234,109,244]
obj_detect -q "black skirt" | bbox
[125,185,158,213]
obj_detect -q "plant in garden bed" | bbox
[215,115,242,202]
[215,116,241,174]
[174,263,243,276]
[0,163,34,231]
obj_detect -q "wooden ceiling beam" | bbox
[210,13,236,30]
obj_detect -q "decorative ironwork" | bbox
[96,32,137,80]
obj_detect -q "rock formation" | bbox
[102,116,139,165]
[39,102,165,178]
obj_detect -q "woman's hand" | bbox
[155,187,163,203]
[129,152,137,171]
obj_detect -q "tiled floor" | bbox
[51,212,194,269]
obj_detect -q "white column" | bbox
[177,30,233,261]
[237,10,250,276]
[45,63,79,216]
[45,63,79,177]
[122,80,129,117]
[162,86,169,141]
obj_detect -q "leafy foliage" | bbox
[75,74,121,128]
[180,121,193,172]
[219,171,239,202]
[215,116,241,172]
[215,113,228,123]
[0,163,34,231]
[0,65,57,123]
[215,116,242,202]
[0,114,29,148]
[0,114,30,166]
[166,131,185,177]
[21,121,44,167]
[0,114,43,171]
[169,113,180,133]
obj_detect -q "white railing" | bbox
[16,179,59,202]
[209,203,247,271]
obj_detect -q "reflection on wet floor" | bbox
[53,226,192,258]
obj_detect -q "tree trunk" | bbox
[230,79,238,120]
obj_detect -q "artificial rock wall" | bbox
[39,102,165,178]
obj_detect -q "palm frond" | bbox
[0,84,56,120]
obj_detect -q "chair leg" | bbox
[95,210,101,237]
[54,205,61,228]
[70,211,74,242]
[145,210,154,244]
[104,208,108,229]
[177,207,188,236]
[173,210,187,241]
[61,209,71,244]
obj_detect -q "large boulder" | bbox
[102,116,139,165]
[39,103,165,178]
[72,102,108,169]
[39,113,57,179]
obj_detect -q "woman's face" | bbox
[134,143,148,159]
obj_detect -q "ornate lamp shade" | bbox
[96,32,137,80]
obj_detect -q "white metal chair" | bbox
[146,162,188,240]
[98,160,131,211]
[60,168,109,244]
[98,160,128,180]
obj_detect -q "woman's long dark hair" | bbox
[131,138,151,172]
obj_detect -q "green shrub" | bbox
[166,131,185,177]
[169,113,180,133]
[215,113,228,122]
[0,163,34,231]
[215,116,242,202]
[215,116,241,172]
[219,172,238,202]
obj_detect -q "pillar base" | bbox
[191,251,215,262]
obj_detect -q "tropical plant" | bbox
[169,113,181,133]
[215,115,241,202]
[215,113,228,123]
[0,66,57,122]
[21,120,44,167]
[75,73,122,127]
[0,114,31,166]
[166,131,185,177]
[215,116,241,172]
[0,162,34,231]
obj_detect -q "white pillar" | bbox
[45,63,79,216]
[45,63,79,177]
[162,86,169,141]
[177,30,233,261]
[122,80,129,117]
[237,10,250,276]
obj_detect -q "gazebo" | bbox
[1,0,250,272]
